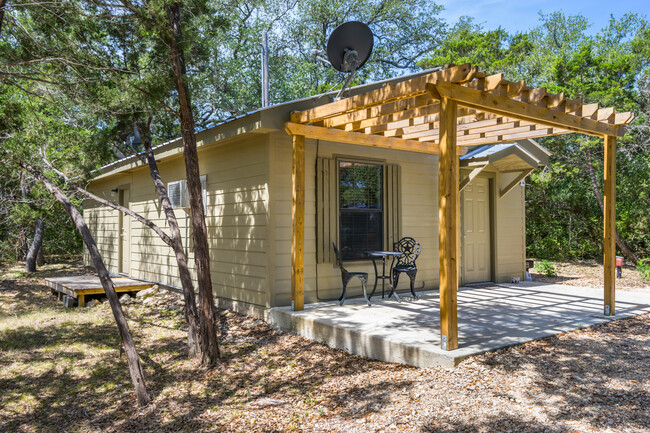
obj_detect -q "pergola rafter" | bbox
[285,63,635,352]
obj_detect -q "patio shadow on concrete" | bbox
[269,282,650,367]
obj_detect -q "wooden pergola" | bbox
[284,63,635,350]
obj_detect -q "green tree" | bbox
[524,13,650,262]
[419,16,533,75]
[1,0,224,366]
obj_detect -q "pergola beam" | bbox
[291,134,305,311]
[285,122,440,154]
[604,135,616,316]
[428,82,626,137]
[438,97,459,351]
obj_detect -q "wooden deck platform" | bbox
[45,276,155,307]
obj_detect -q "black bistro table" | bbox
[364,250,403,301]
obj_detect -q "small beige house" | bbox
[84,68,550,317]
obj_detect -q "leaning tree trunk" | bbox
[20,162,151,406]
[25,219,44,272]
[44,150,201,358]
[167,2,220,366]
[140,123,202,358]
[585,147,638,263]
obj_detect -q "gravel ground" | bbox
[1,260,649,432]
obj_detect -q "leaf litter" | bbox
[0,260,648,432]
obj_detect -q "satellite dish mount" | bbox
[324,21,374,100]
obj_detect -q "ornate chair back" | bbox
[393,237,421,269]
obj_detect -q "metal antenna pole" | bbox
[261,31,270,108]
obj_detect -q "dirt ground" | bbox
[1,260,649,432]
[529,259,650,293]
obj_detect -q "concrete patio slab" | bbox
[269,282,650,368]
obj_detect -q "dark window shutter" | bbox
[385,163,401,249]
[316,157,337,263]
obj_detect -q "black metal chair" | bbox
[332,243,371,306]
[392,237,421,300]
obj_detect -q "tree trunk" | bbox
[167,2,220,366]
[20,162,151,406]
[45,150,201,357]
[36,243,45,266]
[140,121,201,358]
[25,218,44,272]
[585,147,638,263]
[0,0,7,36]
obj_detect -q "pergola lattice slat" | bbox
[428,82,626,137]
[290,63,476,124]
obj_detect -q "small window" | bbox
[339,161,383,260]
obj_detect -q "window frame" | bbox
[336,156,387,262]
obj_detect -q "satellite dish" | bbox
[326,21,374,72]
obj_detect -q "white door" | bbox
[462,177,491,283]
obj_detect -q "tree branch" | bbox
[585,145,638,263]
[41,157,173,247]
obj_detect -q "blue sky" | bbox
[437,0,649,34]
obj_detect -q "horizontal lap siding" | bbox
[201,139,269,307]
[269,131,439,307]
[87,136,270,308]
[83,175,130,271]
[495,172,526,282]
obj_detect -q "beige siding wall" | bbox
[85,128,526,311]
[269,131,440,307]
[494,171,526,282]
[85,135,270,308]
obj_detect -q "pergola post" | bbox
[291,134,305,311]
[604,135,616,316]
[438,97,459,350]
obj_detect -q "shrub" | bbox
[535,259,557,277]
[637,259,650,282]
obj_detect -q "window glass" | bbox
[339,161,383,260]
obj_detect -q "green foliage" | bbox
[637,260,650,282]
[2,2,650,266]
[194,0,446,124]
[535,260,558,277]
[419,17,533,74]
[524,13,650,261]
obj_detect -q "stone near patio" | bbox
[142,296,159,306]
[135,285,159,299]
[85,299,101,308]
[248,397,288,408]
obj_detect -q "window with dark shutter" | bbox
[316,157,400,263]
